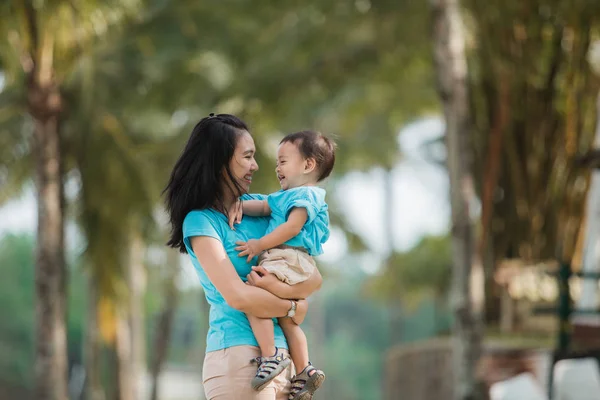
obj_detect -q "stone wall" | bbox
[384,338,551,400]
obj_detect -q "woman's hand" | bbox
[246,266,321,300]
[246,265,280,292]
[291,300,308,325]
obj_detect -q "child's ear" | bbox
[304,158,317,174]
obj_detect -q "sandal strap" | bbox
[252,355,287,379]
[289,365,317,398]
[289,381,304,398]
[294,364,316,381]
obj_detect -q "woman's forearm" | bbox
[271,268,323,300]
[234,284,292,318]
[191,236,292,319]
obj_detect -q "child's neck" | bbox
[289,181,318,189]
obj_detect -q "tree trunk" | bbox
[149,250,180,400]
[430,0,484,399]
[128,234,147,400]
[198,293,210,400]
[574,91,600,326]
[115,308,135,400]
[85,272,105,400]
[23,5,68,396]
[29,76,68,400]
[384,168,403,345]
[309,291,327,400]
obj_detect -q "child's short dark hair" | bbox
[280,130,336,181]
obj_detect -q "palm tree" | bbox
[0,2,146,398]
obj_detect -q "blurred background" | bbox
[2,1,600,400]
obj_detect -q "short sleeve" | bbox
[244,193,268,201]
[284,188,320,223]
[182,211,221,251]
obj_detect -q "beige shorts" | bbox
[257,247,317,285]
[203,345,295,399]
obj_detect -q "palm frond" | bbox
[0,110,32,206]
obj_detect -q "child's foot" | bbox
[250,348,292,391]
[288,363,325,400]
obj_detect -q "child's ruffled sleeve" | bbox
[284,188,320,224]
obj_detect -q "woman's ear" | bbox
[304,158,317,174]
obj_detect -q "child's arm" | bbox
[243,200,271,216]
[236,207,308,262]
[228,200,271,229]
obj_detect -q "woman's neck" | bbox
[217,189,238,213]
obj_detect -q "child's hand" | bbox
[228,199,243,230]
[235,239,263,263]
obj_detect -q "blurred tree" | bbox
[420,0,600,328]
[0,2,146,398]
[0,234,35,390]
[148,248,180,400]
[575,53,600,325]
[309,272,390,400]
[0,233,87,398]
[461,0,600,332]
[430,1,483,400]
[369,236,452,331]
[464,1,600,269]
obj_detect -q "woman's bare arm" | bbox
[246,265,323,300]
[191,236,292,318]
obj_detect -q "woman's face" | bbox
[227,131,259,194]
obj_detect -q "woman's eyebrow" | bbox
[242,149,255,155]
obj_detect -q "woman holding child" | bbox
[163,113,336,400]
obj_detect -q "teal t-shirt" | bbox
[182,193,288,352]
[265,186,330,256]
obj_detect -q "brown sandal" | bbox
[288,363,325,400]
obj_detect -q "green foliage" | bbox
[0,233,88,389]
[369,235,452,309]
[306,273,391,400]
[0,234,35,387]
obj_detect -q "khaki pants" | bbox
[203,346,295,399]
[258,247,316,285]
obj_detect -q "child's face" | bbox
[275,141,313,190]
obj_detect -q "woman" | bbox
[163,114,323,400]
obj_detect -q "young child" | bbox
[230,130,335,400]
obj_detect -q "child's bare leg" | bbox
[279,317,310,372]
[281,317,325,400]
[248,313,277,357]
[247,314,291,391]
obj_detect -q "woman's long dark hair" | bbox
[164,114,249,253]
